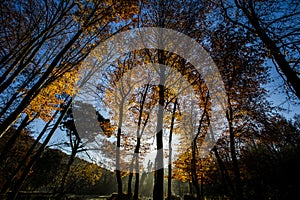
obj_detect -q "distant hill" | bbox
[0,127,117,195]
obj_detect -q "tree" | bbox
[167,98,177,200]
[208,19,270,199]
[0,65,79,195]
[55,102,113,197]
[57,104,83,198]
[239,115,300,199]
[191,92,210,200]
[131,83,152,200]
[7,98,72,200]
[219,0,300,99]
[0,68,79,183]
[0,0,138,137]
[96,53,143,197]
[173,147,217,197]
[139,1,214,198]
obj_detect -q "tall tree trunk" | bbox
[212,146,234,197]
[168,99,177,200]
[133,141,140,200]
[153,0,166,198]
[192,143,201,200]
[127,160,134,196]
[200,174,203,197]
[188,179,193,195]
[116,101,124,197]
[133,83,150,200]
[153,64,166,200]
[57,150,76,199]
[191,93,209,200]
[57,133,81,199]
[139,171,147,195]
[226,98,243,200]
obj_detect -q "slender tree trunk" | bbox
[200,174,203,197]
[0,34,43,85]
[127,160,134,196]
[153,66,166,200]
[116,102,124,197]
[191,94,209,200]
[153,0,166,197]
[192,142,201,200]
[226,98,243,200]
[57,150,76,198]
[57,133,81,199]
[132,84,150,199]
[139,171,146,195]
[133,143,140,200]
[213,146,235,197]
[188,180,193,195]
[168,99,177,200]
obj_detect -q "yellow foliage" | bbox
[25,69,80,121]
[173,147,217,184]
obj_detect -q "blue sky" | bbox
[265,60,300,119]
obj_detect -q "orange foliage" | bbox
[24,69,80,121]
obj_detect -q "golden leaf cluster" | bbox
[25,69,80,121]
